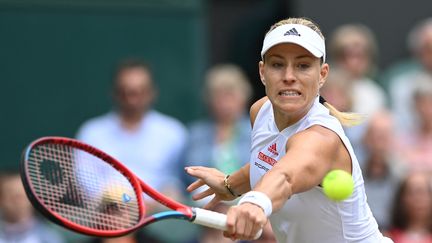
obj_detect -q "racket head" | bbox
[20,136,146,237]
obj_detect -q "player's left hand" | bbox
[185,166,237,209]
[224,202,267,240]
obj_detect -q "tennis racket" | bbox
[20,136,261,238]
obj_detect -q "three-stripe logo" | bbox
[284,28,301,37]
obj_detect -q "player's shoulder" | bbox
[250,96,269,127]
[290,124,341,149]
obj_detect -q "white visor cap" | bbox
[261,24,326,62]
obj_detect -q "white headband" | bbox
[261,24,326,62]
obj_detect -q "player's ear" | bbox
[318,63,329,88]
[259,61,266,86]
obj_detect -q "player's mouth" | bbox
[279,90,301,97]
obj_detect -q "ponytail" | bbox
[319,96,364,126]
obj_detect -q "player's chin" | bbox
[274,101,304,113]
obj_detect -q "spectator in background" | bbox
[319,67,369,168]
[361,111,400,230]
[386,18,432,132]
[386,171,432,243]
[397,76,432,174]
[0,171,65,243]
[328,23,387,116]
[319,67,353,113]
[76,58,188,204]
[184,64,252,185]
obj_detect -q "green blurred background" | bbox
[0,0,207,169]
[2,0,432,170]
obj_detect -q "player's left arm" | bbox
[253,125,352,212]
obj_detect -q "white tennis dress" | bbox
[249,97,389,243]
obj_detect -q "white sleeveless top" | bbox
[249,97,384,243]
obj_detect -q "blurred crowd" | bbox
[2,17,432,243]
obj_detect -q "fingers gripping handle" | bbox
[192,208,262,240]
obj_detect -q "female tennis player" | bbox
[186,17,393,242]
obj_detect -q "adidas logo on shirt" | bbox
[267,143,279,156]
[284,28,301,37]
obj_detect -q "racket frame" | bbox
[21,137,192,237]
[20,137,235,238]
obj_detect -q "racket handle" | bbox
[192,208,262,240]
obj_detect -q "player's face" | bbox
[259,43,328,124]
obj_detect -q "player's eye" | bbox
[271,62,284,68]
[296,63,311,70]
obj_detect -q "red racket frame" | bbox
[21,136,194,237]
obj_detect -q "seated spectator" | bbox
[0,171,65,243]
[183,64,252,208]
[397,76,432,173]
[76,58,189,243]
[328,23,387,116]
[319,67,353,113]
[386,171,432,243]
[386,18,432,132]
[319,67,367,166]
[361,111,400,230]
[76,58,188,199]
[184,64,252,181]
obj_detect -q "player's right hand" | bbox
[224,202,267,240]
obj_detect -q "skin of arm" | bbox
[225,96,352,240]
[253,124,351,212]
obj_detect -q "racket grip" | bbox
[192,208,262,240]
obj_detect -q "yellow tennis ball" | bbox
[102,185,131,203]
[322,170,354,201]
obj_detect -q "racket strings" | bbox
[27,143,141,231]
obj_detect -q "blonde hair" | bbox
[321,100,365,127]
[204,64,252,102]
[267,17,324,39]
[328,23,378,76]
[266,17,363,126]
[408,18,432,53]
